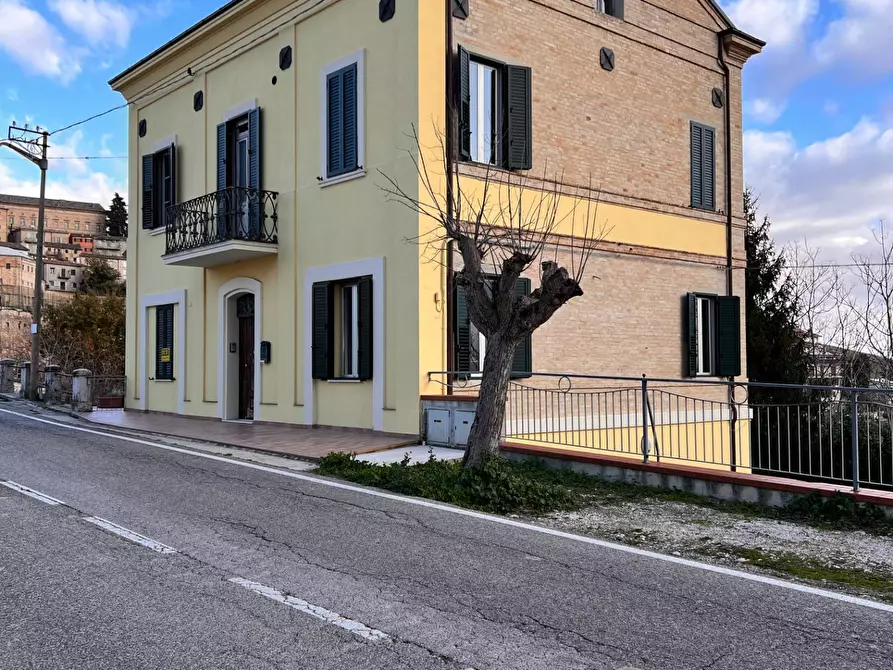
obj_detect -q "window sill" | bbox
[148,227,167,237]
[151,378,175,383]
[326,378,363,383]
[318,169,366,188]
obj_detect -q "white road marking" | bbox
[4,407,893,614]
[0,480,65,506]
[229,577,391,642]
[82,516,177,554]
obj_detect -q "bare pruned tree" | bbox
[379,125,605,469]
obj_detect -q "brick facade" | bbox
[450,0,760,392]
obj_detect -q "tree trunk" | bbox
[463,333,517,469]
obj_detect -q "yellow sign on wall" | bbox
[160,348,171,363]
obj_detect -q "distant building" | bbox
[1,193,108,255]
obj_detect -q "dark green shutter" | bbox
[505,65,532,170]
[452,0,469,19]
[454,284,471,372]
[216,122,228,238]
[155,305,174,381]
[716,296,741,377]
[511,278,532,377]
[312,282,334,380]
[357,276,373,380]
[216,122,228,191]
[342,64,358,174]
[247,107,261,237]
[686,293,698,377]
[691,122,715,210]
[702,126,715,210]
[691,124,703,209]
[141,154,154,229]
[326,70,342,177]
[608,0,624,19]
[458,46,471,161]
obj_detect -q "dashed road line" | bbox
[229,577,391,642]
[1,480,66,506]
[82,516,178,554]
[4,407,893,614]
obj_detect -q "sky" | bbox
[0,0,891,263]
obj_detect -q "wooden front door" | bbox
[237,294,255,420]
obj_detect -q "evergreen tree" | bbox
[81,258,124,296]
[106,193,128,238]
[744,189,809,402]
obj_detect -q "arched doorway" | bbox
[218,278,262,421]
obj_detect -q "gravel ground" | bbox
[537,497,893,592]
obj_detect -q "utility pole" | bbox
[0,124,49,401]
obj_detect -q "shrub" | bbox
[317,452,580,515]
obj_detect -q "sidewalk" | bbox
[77,410,417,460]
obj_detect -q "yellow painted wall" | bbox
[508,419,753,473]
[120,0,425,433]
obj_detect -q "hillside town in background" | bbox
[0,192,127,359]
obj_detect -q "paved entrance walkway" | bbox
[79,411,417,460]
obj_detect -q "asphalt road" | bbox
[1,406,892,670]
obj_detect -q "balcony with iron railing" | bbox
[163,186,279,267]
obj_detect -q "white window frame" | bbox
[319,49,366,187]
[340,283,360,379]
[469,59,501,165]
[695,295,716,377]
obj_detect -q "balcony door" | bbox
[234,121,251,239]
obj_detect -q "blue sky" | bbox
[1,0,891,261]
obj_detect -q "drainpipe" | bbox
[445,0,455,395]
[718,29,737,470]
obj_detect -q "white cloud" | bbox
[48,0,134,49]
[823,100,840,115]
[745,118,893,262]
[0,0,82,82]
[746,97,786,124]
[6,89,18,101]
[813,0,893,76]
[723,0,819,49]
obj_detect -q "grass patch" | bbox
[318,452,893,536]
[699,544,893,601]
[316,453,580,515]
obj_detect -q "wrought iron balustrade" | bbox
[165,186,279,256]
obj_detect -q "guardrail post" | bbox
[44,364,61,404]
[851,392,860,492]
[641,374,650,463]
[18,362,30,399]
[72,369,93,412]
[0,359,15,394]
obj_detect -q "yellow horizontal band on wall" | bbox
[451,174,727,258]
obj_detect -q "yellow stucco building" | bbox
[111,0,762,467]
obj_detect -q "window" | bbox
[75,222,80,230]
[60,281,66,291]
[685,293,741,378]
[141,143,177,230]
[458,47,532,170]
[50,267,55,275]
[216,107,262,238]
[691,122,716,211]
[4,263,9,270]
[454,276,533,378]
[155,304,175,380]
[594,0,624,19]
[19,217,24,227]
[340,284,359,378]
[311,276,373,380]
[321,51,365,182]
[30,216,35,227]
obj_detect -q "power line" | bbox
[0,155,126,160]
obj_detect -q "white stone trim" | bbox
[222,99,257,123]
[162,241,278,266]
[304,257,384,430]
[217,277,263,421]
[138,289,187,414]
[152,135,177,152]
[319,49,365,183]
